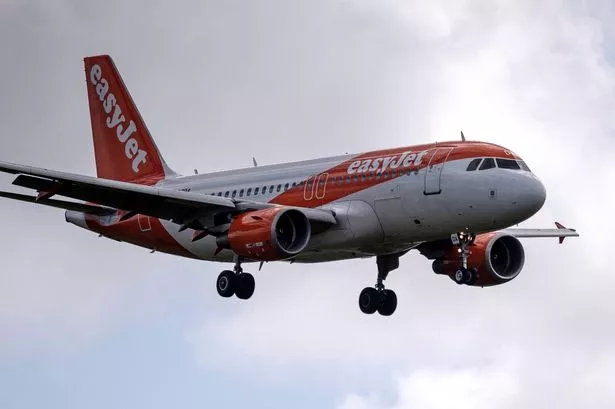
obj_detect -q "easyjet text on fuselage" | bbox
[347,150,429,175]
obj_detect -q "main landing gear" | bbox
[359,254,399,316]
[451,231,478,285]
[216,257,255,300]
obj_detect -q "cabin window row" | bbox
[205,168,422,197]
[207,182,301,198]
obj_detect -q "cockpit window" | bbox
[496,158,521,170]
[479,157,496,170]
[466,158,482,171]
[518,160,531,172]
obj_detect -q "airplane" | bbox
[0,55,579,316]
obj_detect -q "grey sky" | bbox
[1,1,614,408]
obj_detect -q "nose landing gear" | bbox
[216,257,255,300]
[451,231,478,285]
[359,254,399,316]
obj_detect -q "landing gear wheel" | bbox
[359,287,380,315]
[235,273,255,300]
[454,268,477,285]
[216,270,236,298]
[465,268,478,285]
[454,268,467,285]
[378,289,397,316]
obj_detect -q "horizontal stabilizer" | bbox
[503,222,579,243]
[0,191,116,216]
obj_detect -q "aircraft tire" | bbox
[454,268,467,285]
[217,270,236,298]
[378,289,397,316]
[235,273,255,300]
[359,287,380,314]
[465,268,478,285]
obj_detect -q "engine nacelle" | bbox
[217,207,311,261]
[432,232,525,286]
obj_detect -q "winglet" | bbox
[555,221,574,244]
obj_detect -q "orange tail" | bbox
[83,55,176,185]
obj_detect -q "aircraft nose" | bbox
[521,175,546,216]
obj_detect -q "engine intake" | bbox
[432,232,525,286]
[217,207,311,261]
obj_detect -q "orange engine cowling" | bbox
[216,207,311,261]
[432,232,525,286]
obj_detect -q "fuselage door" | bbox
[424,147,454,195]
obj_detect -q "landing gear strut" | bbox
[216,257,255,300]
[359,254,399,316]
[452,231,478,285]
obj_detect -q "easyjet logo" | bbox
[89,64,148,173]
[347,150,428,175]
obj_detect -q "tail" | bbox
[83,55,176,185]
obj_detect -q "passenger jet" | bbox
[0,55,579,316]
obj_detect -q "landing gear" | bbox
[451,231,478,285]
[216,257,255,300]
[359,254,399,316]
[453,267,477,285]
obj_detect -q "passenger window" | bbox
[255,187,260,195]
[239,189,244,197]
[277,184,281,192]
[224,191,230,197]
[292,182,296,188]
[479,158,496,170]
[232,190,237,198]
[247,188,252,196]
[466,158,482,171]
[218,192,222,196]
[269,186,274,194]
[284,183,289,191]
[496,158,521,170]
[346,176,351,184]
[262,186,267,193]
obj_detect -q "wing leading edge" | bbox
[0,160,337,228]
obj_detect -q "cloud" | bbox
[337,364,517,409]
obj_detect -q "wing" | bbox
[0,161,337,229]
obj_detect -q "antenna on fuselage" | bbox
[252,157,258,167]
[461,131,466,142]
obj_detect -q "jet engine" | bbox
[432,232,525,286]
[217,207,311,261]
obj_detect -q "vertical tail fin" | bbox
[83,55,176,185]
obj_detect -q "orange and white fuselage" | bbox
[68,140,546,263]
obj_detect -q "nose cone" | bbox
[521,175,546,217]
